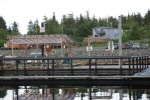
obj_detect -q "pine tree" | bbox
[0,16,7,29]
[11,21,20,35]
[27,20,34,35]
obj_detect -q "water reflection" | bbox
[0,86,150,100]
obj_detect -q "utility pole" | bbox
[88,38,91,56]
[40,22,45,58]
[61,19,63,57]
[11,38,14,57]
[118,16,122,56]
[141,19,144,43]
[118,16,123,100]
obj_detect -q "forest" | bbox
[0,10,150,47]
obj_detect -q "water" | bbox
[0,86,150,100]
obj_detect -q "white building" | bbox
[92,26,119,40]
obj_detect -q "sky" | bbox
[0,0,150,34]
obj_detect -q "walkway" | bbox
[134,68,150,76]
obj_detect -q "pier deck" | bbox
[0,55,149,87]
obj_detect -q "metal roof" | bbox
[7,34,75,46]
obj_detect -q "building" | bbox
[6,34,75,50]
[5,34,75,57]
[92,26,119,40]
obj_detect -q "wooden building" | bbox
[6,34,75,49]
[6,34,75,56]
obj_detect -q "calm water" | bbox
[0,86,150,100]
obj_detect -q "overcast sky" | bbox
[0,0,150,34]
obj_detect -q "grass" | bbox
[73,38,150,48]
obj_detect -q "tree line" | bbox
[0,10,150,46]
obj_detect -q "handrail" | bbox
[0,55,149,76]
[0,55,148,60]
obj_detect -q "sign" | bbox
[40,27,45,33]
[86,46,93,51]
[46,48,52,52]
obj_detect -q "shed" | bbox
[6,34,75,56]
[7,34,75,48]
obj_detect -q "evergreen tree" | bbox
[86,10,90,21]
[130,25,140,40]
[89,15,98,29]
[98,18,108,27]
[0,17,8,46]
[62,13,75,36]
[0,28,8,46]
[144,10,150,26]
[107,16,118,28]
[43,15,48,22]
[45,13,60,34]
[74,14,86,41]
[33,19,40,35]
[11,21,20,35]
[134,13,142,27]
[27,19,40,35]
[122,15,129,30]
[0,16,7,30]
[8,26,12,34]
[27,20,34,35]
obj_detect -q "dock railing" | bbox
[0,55,149,76]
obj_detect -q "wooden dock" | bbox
[0,55,149,87]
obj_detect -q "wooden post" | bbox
[47,60,50,75]
[128,58,131,75]
[52,60,54,76]
[136,58,139,73]
[88,38,91,56]
[95,59,97,76]
[132,58,135,74]
[71,59,73,75]
[16,60,19,76]
[24,60,27,75]
[11,38,14,57]
[89,58,91,76]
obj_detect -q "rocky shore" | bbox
[0,48,149,57]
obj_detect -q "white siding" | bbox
[92,27,119,40]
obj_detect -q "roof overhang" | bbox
[7,34,75,47]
